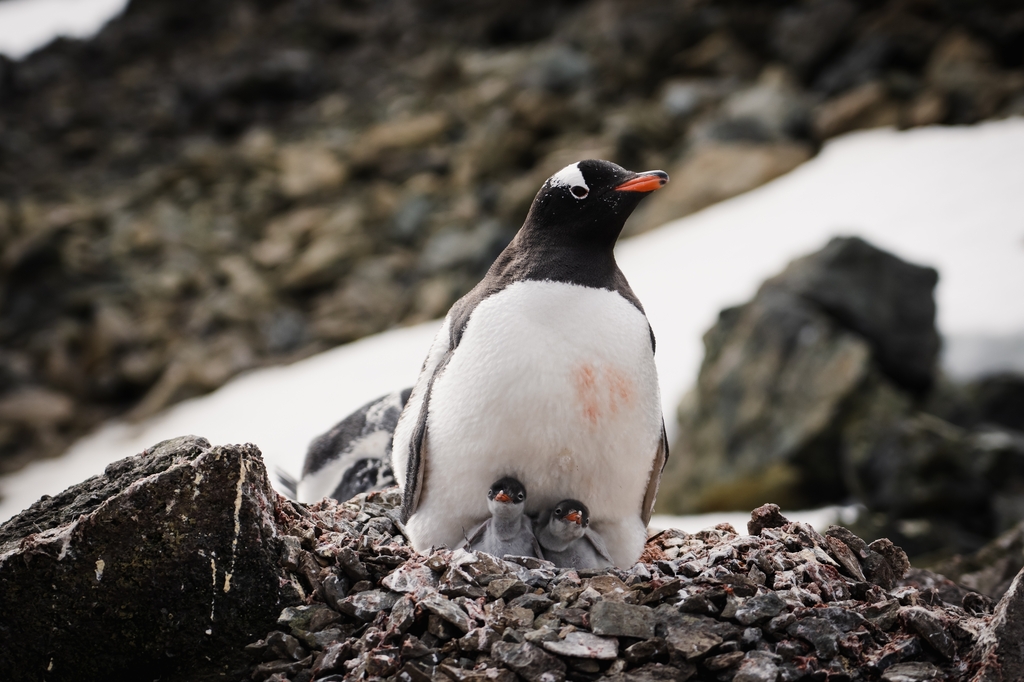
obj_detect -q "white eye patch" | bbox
[549,162,589,199]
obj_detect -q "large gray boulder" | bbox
[763,235,939,393]
[0,436,300,682]
[659,236,1024,561]
[660,236,937,514]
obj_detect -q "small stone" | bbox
[382,562,438,593]
[503,555,554,571]
[322,574,349,612]
[881,661,946,682]
[663,619,723,660]
[390,596,416,634]
[313,640,353,676]
[704,650,744,670]
[733,650,781,682]
[552,607,588,628]
[861,599,900,630]
[400,634,434,659]
[739,627,762,649]
[502,628,526,643]
[309,627,346,650]
[823,535,866,582]
[869,538,911,580]
[336,547,370,581]
[825,526,869,557]
[643,577,684,602]
[748,504,790,535]
[278,605,340,638]
[442,665,519,682]
[774,639,808,661]
[524,627,559,645]
[487,578,529,600]
[497,604,536,629]
[280,536,303,570]
[623,637,669,663]
[491,641,567,682]
[421,595,474,633]
[542,631,618,660]
[900,606,955,659]
[337,589,399,622]
[768,612,796,634]
[963,591,994,616]
[589,601,656,639]
[264,630,308,660]
[786,617,839,659]
[601,662,696,682]
[459,626,500,653]
[427,614,460,641]
[397,662,432,682]
[734,592,786,625]
[720,594,742,619]
[510,592,555,614]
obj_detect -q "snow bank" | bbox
[0,0,128,59]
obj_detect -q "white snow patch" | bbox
[0,0,129,59]
[1,119,1023,524]
[649,505,862,536]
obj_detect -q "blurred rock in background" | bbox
[1,0,1023,483]
[658,236,1024,566]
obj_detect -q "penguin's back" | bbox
[406,279,662,565]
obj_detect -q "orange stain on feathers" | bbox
[572,362,635,425]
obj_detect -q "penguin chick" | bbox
[463,477,543,559]
[536,499,613,569]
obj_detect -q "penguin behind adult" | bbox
[393,160,670,568]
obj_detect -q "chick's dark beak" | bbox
[565,510,583,525]
[614,170,669,193]
[494,492,512,503]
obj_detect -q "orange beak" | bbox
[494,492,512,503]
[566,510,582,524]
[614,171,668,193]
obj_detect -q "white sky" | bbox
[2,119,1023,526]
[0,0,128,59]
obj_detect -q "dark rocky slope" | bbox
[2,0,1023,477]
[3,436,1024,682]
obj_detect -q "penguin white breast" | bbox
[408,279,662,560]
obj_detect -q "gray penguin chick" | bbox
[463,477,543,559]
[536,499,613,569]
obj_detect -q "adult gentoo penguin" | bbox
[392,159,669,568]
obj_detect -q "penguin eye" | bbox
[517,493,525,501]
[570,186,588,199]
[555,507,562,515]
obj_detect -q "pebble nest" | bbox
[246,490,991,682]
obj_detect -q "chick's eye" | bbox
[517,493,525,501]
[570,185,588,199]
[555,508,562,515]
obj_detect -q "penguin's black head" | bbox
[522,160,668,246]
[553,499,590,528]
[488,476,527,505]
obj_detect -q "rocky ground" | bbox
[2,0,1024,475]
[4,435,1023,682]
